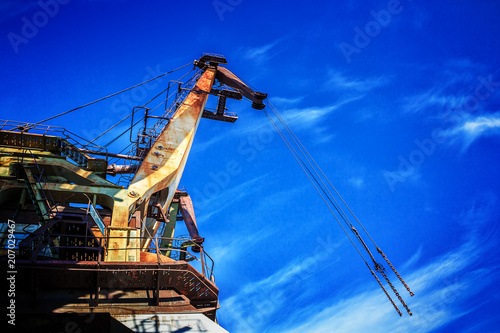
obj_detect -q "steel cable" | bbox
[33,62,193,126]
[262,100,413,315]
[263,107,370,265]
[99,68,197,150]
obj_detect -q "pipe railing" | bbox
[0,119,108,160]
[1,231,215,281]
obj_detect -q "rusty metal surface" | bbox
[106,163,139,176]
[0,130,61,153]
[0,129,108,173]
[216,66,267,109]
[179,194,204,246]
[103,68,217,261]
[201,108,238,123]
[125,68,216,217]
[0,153,120,188]
[12,259,219,301]
[0,59,236,329]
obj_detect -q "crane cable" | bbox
[263,99,413,315]
[262,108,369,263]
[269,99,414,297]
[262,105,412,315]
[172,71,414,310]
[265,101,411,316]
[235,78,398,276]
[93,67,197,150]
[262,104,374,264]
[32,62,193,126]
[271,105,415,298]
[262,105,403,316]
[39,61,413,313]
[267,102,367,236]
[266,99,413,314]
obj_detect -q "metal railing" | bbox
[1,230,215,281]
[19,149,60,221]
[115,69,203,186]
[0,119,108,166]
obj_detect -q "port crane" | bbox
[0,54,412,332]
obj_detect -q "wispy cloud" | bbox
[457,192,499,246]
[251,73,387,144]
[324,70,391,92]
[220,235,341,333]
[270,96,305,107]
[401,245,423,271]
[219,196,499,333]
[348,176,364,189]
[209,227,275,268]
[208,186,311,276]
[195,173,270,223]
[282,95,363,135]
[191,134,228,154]
[271,240,492,333]
[244,41,277,60]
[400,60,500,152]
[404,90,468,114]
[243,38,286,64]
[284,104,338,127]
[402,59,487,115]
[443,112,500,150]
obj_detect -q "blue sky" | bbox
[1,1,500,332]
